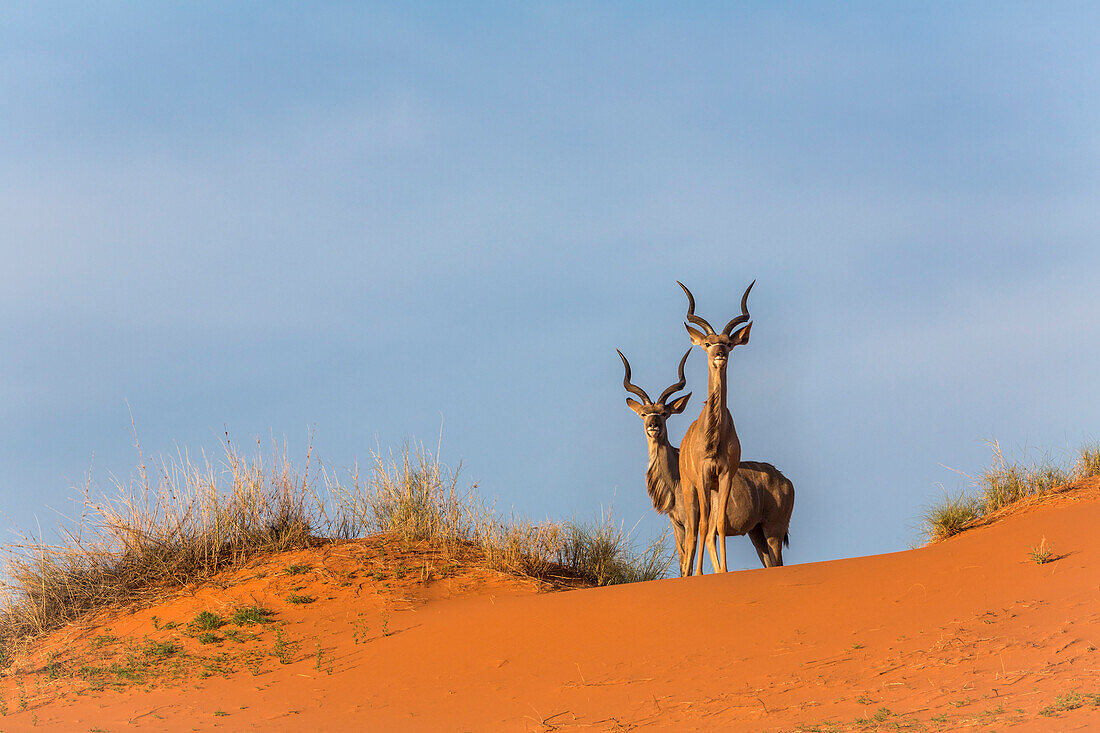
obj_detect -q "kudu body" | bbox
[677,280,754,576]
[618,350,794,572]
[704,461,794,568]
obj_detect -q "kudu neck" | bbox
[644,435,679,515]
[704,361,729,426]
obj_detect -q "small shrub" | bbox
[189,611,225,631]
[231,605,275,626]
[196,632,221,645]
[284,564,310,576]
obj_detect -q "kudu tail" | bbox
[783,532,790,548]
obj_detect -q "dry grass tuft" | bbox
[1074,444,1100,479]
[327,443,670,584]
[922,493,981,544]
[0,438,319,662]
[923,441,1099,543]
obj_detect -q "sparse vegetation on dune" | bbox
[923,441,1100,543]
[0,438,668,664]
[327,444,672,585]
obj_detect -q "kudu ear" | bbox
[685,323,707,345]
[667,392,691,414]
[729,321,752,346]
[625,398,647,416]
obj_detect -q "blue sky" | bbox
[3,4,1099,569]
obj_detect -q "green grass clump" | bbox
[230,605,275,626]
[189,611,225,631]
[196,631,222,645]
[923,493,981,543]
[284,564,311,575]
[143,640,180,659]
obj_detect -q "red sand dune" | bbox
[3,479,1099,731]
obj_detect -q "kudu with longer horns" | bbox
[618,349,795,573]
[677,280,755,576]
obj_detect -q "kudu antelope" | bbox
[677,280,754,576]
[618,349,794,573]
[617,348,717,575]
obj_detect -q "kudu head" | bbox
[677,280,754,371]
[617,348,692,442]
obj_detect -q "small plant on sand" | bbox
[223,628,256,643]
[380,610,391,637]
[270,629,297,664]
[352,613,370,644]
[231,605,275,626]
[197,631,222,645]
[1029,537,1055,564]
[1038,690,1096,716]
[853,707,892,725]
[286,594,315,605]
[284,564,310,575]
[143,639,180,659]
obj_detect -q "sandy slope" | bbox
[3,481,1099,732]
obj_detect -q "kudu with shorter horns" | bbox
[676,280,755,576]
[617,348,717,575]
[618,349,794,573]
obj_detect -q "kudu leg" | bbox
[681,484,700,577]
[766,534,784,567]
[695,482,712,576]
[714,480,731,572]
[671,518,687,578]
[704,503,722,573]
[748,525,771,568]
